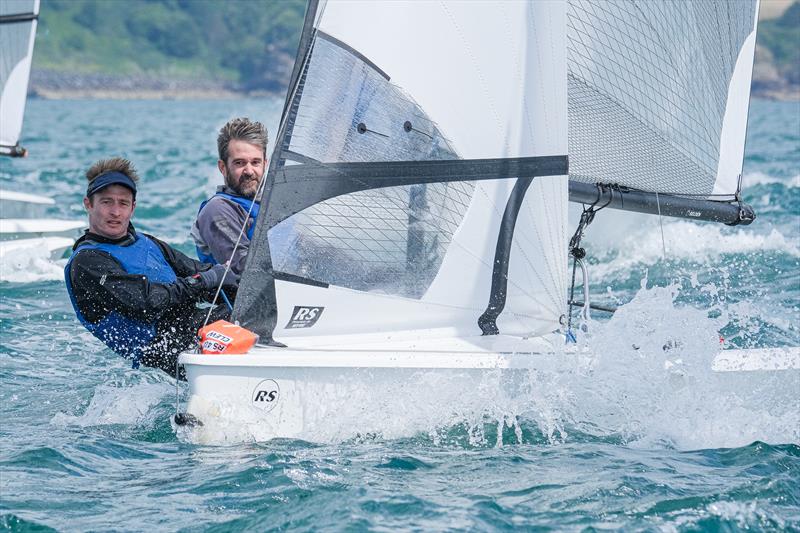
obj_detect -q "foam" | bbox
[742,171,800,188]
[591,220,799,278]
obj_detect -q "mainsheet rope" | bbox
[566,183,614,340]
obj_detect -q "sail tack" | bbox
[0,0,39,156]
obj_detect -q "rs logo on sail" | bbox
[285,306,324,329]
[252,379,280,412]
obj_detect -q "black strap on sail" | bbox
[233,156,568,343]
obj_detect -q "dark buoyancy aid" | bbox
[195,192,260,265]
[64,233,178,367]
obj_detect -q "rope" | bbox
[174,171,271,423]
[566,183,612,340]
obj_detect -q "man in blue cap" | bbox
[65,157,238,379]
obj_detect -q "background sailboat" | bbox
[178,0,798,441]
[0,0,84,268]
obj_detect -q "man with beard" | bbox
[192,118,268,274]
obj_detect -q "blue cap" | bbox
[86,171,137,198]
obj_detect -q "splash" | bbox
[0,238,72,283]
[51,382,173,427]
[180,280,798,450]
[573,281,799,449]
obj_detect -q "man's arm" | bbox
[195,198,251,274]
[70,249,207,323]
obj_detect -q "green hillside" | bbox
[34,0,305,91]
[757,1,800,85]
[32,0,799,97]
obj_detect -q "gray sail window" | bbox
[268,33,477,298]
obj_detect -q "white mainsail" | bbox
[0,0,39,157]
[236,0,569,341]
[178,0,791,441]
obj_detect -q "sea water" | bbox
[0,99,798,531]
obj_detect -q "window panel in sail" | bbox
[270,34,475,298]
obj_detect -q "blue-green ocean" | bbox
[1,98,798,531]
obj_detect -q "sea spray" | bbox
[573,279,799,449]
[182,275,798,448]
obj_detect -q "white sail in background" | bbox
[0,0,39,156]
[567,0,759,200]
[236,0,569,341]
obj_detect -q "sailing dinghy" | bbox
[0,0,83,263]
[178,0,799,439]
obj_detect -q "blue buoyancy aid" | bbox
[195,192,260,264]
[64,233,178,367]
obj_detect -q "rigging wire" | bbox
[174,168,271,426]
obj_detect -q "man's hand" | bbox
[196,264,239,290]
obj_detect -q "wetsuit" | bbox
[66,225,229,379]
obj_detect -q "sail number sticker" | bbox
[252,379,280,412]
[285,306,324,329]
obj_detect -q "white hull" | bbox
[0,189,55,219]
[178,335,799,442]
[0,190,83,260]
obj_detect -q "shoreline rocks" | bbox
[29,69,280,100]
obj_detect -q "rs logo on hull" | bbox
[252,379,280,412]
[285,306,324,329]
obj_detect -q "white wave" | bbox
[0,238,72,283]
[591,220,799,278]
[742,171,800,188]
[51,382,173,427]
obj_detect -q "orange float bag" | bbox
[198,320,259,354]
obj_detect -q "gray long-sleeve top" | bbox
[191,186,255,274]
